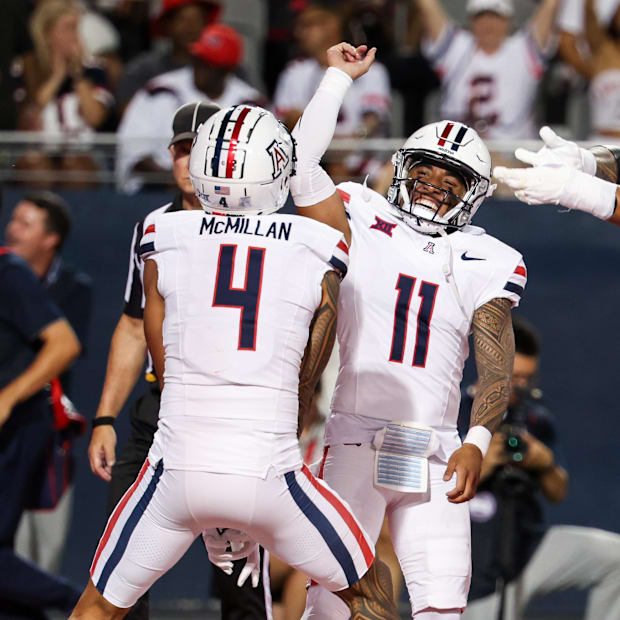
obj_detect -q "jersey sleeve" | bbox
[328,235,349,278]
[476,256,527,309]
[123,219,145,319]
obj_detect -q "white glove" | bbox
[493,165,617,219]
[514,126,597,176]
[202,528,261,588]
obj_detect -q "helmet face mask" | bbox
[387,121,493,234]
[189,105,296,216]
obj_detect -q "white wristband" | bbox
[463,426,492,457]
[319,67,353,103]
[561,170,617,220]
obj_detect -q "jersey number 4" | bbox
[213,244,265,351]
[389,274,438,367]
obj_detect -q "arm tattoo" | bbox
[335,560,399,620]
[592,145,620,184]
[471,297,514,434]
[298,270,339,433]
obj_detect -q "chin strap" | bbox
[438,228,468,320]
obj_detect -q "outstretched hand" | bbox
[326,42,377,80]
[514,126,596,175]
[444,443,483,503]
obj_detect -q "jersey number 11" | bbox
[389,274,438,368]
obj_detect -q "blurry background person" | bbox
[460,317,620,620]
[274,1,391,182]
[17,0,115,187]
[0,0,34,131]
[0,245,81,616]
[116,0,221,113]
[584,0,620,140]
[4,191,92,576]
[116,22,266,194]
[417,0,560,139]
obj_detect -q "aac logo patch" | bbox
[266,139,289,180]
[370,216,397,237]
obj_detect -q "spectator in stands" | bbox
[417,0,561,139]
[274,1,391,138]
[5,191,92,576]
[274,1,391,181]
[17,0,115,187]
[79,9,124,96]
[116,0,220,112]
[0,246,81,616]
[0,0,34,130]
[557,0,620,79]
[461,317,620,620]
[380,0,439,135]
[584,0,620,139]
[116,23,266,194]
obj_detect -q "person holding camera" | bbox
[460,317,620,620]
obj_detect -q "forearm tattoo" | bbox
[592,145,620,184]
[298,270,339,432]
[335,560,399,620]
[471,297,514,434]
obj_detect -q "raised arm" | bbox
[585,0,607,54]
[530,0,562,51]
[415,0,450,44]
[291,42,376,245]
[298,270,340,432]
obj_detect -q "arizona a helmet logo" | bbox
[266,139,289,180]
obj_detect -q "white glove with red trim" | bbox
[514,126,597,175]
[202,528,261,588]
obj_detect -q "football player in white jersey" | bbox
[493,125,620,227]
[288,44,526,619]
[70,55,400,619]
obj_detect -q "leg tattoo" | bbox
[335,560,399,620]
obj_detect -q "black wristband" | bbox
[92,416,115,428]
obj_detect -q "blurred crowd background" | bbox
[2,1,620,618]
[3,0,620,191]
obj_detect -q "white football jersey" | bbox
[423,25,546,139]
[140,210,348,477]
[326,182,526,460]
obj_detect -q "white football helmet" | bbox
[386,120,494,234]
[189,105,295,215]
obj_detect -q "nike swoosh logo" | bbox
[461,252,486,261]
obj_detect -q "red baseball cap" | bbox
[158,0,221,22]
[190,23,243,68]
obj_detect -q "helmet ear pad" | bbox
[387,121,492,233]
[189,105,295,216]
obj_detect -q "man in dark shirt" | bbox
[116,0,220,111]
[89,101,272,620]
[461,317,620,620]
[0,248,81,616]
[5,190,92,574]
